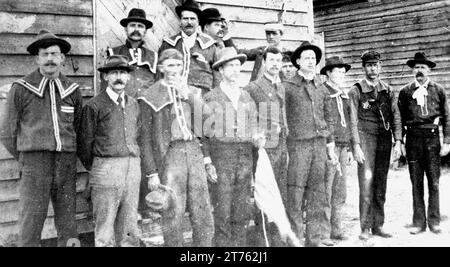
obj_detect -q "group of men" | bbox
[1,0,449,247]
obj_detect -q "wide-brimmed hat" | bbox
[175,0,202,19]
[361,50,381,64]
[320,56,351,76]
[212,47,247,70]
[145,185,177,213]
[407,52,436,69]
[120,8,153,29]
[98,55,134,73]
[200,8,224,27]
[27,29,71,55]
[291,41,322,69]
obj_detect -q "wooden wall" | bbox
[0,0,95,245]
[314,0,450,91]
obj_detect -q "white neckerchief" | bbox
[181,31,197,51]
[326,82,347,127]
[221,81,241,111]
[106,87,125,108]
[413,78,430,114]
[298,70,315,81]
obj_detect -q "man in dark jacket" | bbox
[348,50,402,240]
[397,52,450,235]
[284,41,337,247]
[0,30,81,247]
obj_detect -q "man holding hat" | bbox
[203,47,265,247]
[78,55,142,247]
[138,48,214,247]
[104,8,158,99]
[320,56,357,241]
[348,50,402,240]
[283,41,337,247]
[159,0,219,96]
[397,52,450,235]
[0,29,81,247]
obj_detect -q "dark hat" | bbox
[120,8,153,29]
[200,8,224,27]
[175,0,202,19]
[320,56,351,76]
[361,50,381,64]
[212,47,247,70]
[98,55,134,73]
[291,41,322,69]
[145,185,177,213]
[27,29,71,55]
[282,51,293,62]
[407,52,436,69]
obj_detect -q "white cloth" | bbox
[297,70,314,81]
[327,82,347,127]
[106,87,125,108]
[220,81,241,111]
[413,79,430,108]
[181,31,197,51]
[254,148,301,247]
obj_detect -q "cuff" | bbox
[326,142,335,149]
[204,157,212,165]
[222,33,232,41]
[146,173,159,178]
[444,136,450,144]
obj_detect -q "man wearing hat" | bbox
[244,46,288,246]
[104,7,158,220]
[203,47,265,247]
[320,56,357,241]
[201,8,226,46]
[0,30,81,247]
[78,55,142,247]
[397,52,450,235]
[283,41,337,247]
[348,50,402,240]
[159,0,219,96]
[138,49,214,247]
[104,8,157,99]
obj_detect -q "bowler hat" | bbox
[212,47,247,70]
[320,56,351,76]
[145,185,177,213]
[291,41,322,69]
[120,8,153,29]
[175,0,202,19]
[200,8,224,27]
[361,50,381,64]
[27,29,71,55]
[407,52,436,69]
[98,55,134,73]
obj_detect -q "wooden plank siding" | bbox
[314,0,450,91]
[0,0,94,245]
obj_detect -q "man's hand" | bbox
[327,142,338,166]
[205,163,218,184]
[393,140,403,161]
[148,174,161,192]
[252,132,266,148]
[440,143,450,157]
[353,144,365,164]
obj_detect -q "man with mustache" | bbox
[397,52,450,235]
[159,0,219,96]
[348,50,402,241]
[0,30,81,246]
[244,46,288,246]
[283,41,337,247]
[78,55,142,247]
[104,8,158,219]
[200,8,225,46]
[104,8,157,99]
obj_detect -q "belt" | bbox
[407,124,438,130]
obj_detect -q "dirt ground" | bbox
[333,163,450,247]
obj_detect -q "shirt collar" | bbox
[106,87,125,107]
[296,71,320,87]
[264,73,281,84]
[125,39,144,49]
[415,78,430,89]
[325,81,344,98]
[181,31,197,41]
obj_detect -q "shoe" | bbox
[331,233,348,241]
[320,239,335,247]
[372,227,392,238]
[359,229,370,240]
[429,225,442,234]
[409,226,426,235]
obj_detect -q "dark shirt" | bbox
[348,79,402,143]
[0,70,82,159]
[283,73,335,143]
[78,90,141,170]
[398,80,450,143]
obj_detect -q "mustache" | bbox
[113,79,125,85]
[130,31,142,37]
[44,62,57,66]
[416,71,425,78]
